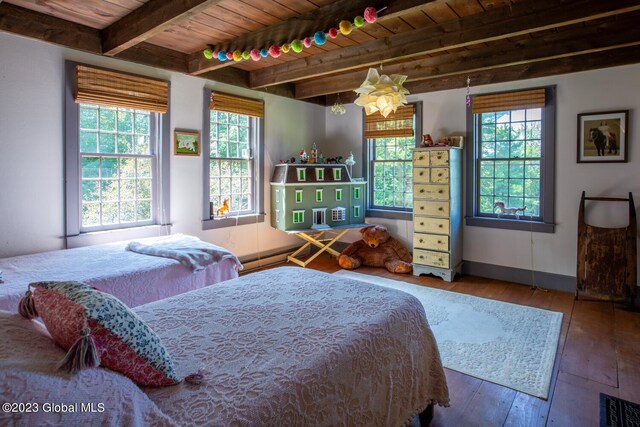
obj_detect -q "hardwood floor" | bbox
[246,254,640,427]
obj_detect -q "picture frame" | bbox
[174,130,200,156]
[577,110,628,163]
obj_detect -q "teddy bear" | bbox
[338,224,413,274]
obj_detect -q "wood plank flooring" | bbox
[246,254,640,427]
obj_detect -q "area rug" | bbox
[600,393,640,427]
[332,270,563,399]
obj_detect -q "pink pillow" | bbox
[20,281,179,387]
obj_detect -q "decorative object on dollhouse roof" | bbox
[344,152,356,177]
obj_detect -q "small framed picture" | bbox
[577,110,628,163]
[174,130,200,156]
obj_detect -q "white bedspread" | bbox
[137,267,449,426]
[0,236,239,312]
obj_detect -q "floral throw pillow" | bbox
[20,281,180,387]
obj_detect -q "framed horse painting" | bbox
[577,110,629,163]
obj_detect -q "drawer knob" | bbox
[438,240,442,244]
[438,207,443,211]
[419,239,423,243]
[420,222,424,226]
[421,206,424,210]
[419,256,424,259]
[438,190,443,194]
[438,224,443,228]
[438,258,443,262]
[438,173,442,177]
[420,189,424,193]
[419,156,424,160]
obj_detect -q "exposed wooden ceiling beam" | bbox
[250,0,640,89]
[0,2,101,53]
[332,44,640,105]
[188,0,436,76]
[102,0,225,56]
[296,11,640,98]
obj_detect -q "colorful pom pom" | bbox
[291,39,304,53]
[303,37,313,48]
[226,52,233,60]
[328,27,338,39]
[268,45,282,58]
[250,49,261,61]
[232,50,243,61]
[241,51,250,60]
[339,20,352,35]
[314,31,327,45]
[203,48,214,59]
[217,51,227,61]
[281,43,291,53]
[354,16,365,27]
[260,48,269,57]
[364,7,377,23]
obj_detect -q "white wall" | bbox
[324,65,640,279]
[0,32,325,258]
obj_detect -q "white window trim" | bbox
[336,188,343,201]
[333,168,341,181]
[316,168,324,181]
[316,188,323,202]
[295,189,303,203]
[297,168,306,181]
[293,209,305,223]
[332,207,346,221]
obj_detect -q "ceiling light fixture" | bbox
[331,93,346,115]
[354,68,409,117]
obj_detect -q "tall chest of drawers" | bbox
[412,147,462,281]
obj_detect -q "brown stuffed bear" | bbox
[338,224,413,274]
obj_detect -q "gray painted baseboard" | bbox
[461,260,575,293]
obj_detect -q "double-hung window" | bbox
[203,90,264,228]
[466,87,555,232]
[364,103,422,219]
[65,63,170,246]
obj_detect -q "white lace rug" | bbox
[333,270,563,399]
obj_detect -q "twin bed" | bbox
[0,237,449,426]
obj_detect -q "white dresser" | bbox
[412,147,462,281]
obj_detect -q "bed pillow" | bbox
[19,281,180,387]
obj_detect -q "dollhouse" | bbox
[270,164,367,231]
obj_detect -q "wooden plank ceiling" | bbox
[2,0,640,105]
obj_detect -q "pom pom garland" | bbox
[339,20,353,35]
[203,6,380,62]
[314,31,327,45]
[250,49,261,61]
[364,7,377,23]
[268,45,282,58]
[291,39,304,53]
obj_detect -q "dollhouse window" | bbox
[293,210,304,223]
[333,168,341,181]
[295,189,303,203]
[297,168,306,181]
[332,207,346,221]
[335,188,342,201]
[316,168,324,181]
[316,189,323,202]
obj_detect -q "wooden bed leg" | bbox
[418,404,434,426]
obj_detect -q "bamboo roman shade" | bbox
[75,65,169,113]
[364,104,415,139]
[472,89,545,114]
[209,92,264,118]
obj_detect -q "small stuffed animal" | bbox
[338,224,413,274]
[216,198,230,216]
